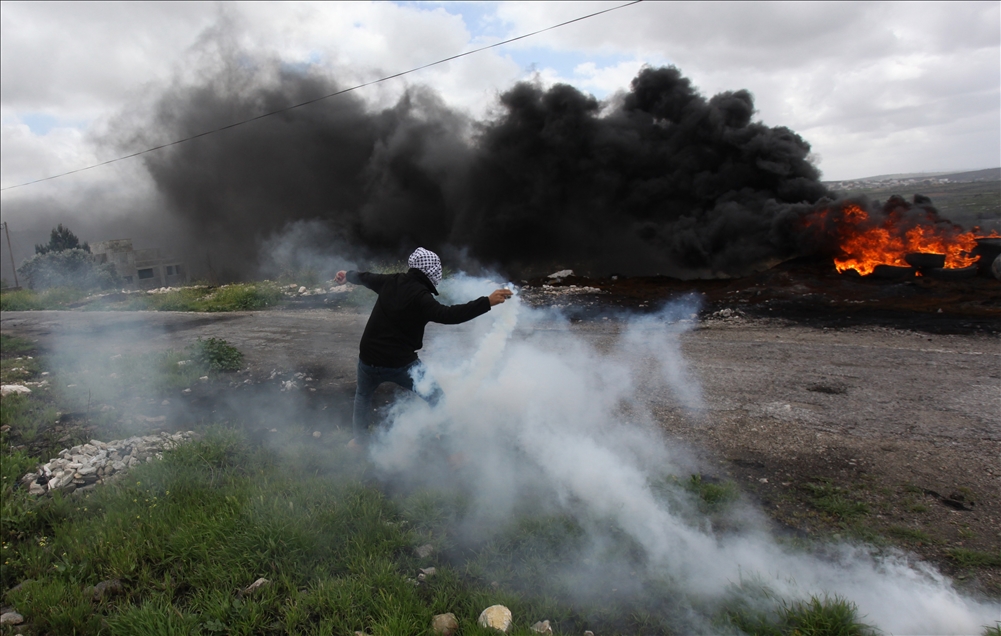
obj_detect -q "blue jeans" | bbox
[352,359,443,438]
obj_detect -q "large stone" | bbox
[477,605,513,633]
[415,544,434,558]
[87,578,123,601]
[531,620,552,634]
[431,613,459,636]
[0,611,24,625]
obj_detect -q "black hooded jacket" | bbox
[346,268,491,368]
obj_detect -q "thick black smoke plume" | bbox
[135,55,830,278]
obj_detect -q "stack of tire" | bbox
[973,238,1001,281]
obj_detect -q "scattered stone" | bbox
[87,578,123,601]
[531,620,552,634]
[415,544,434,558]
[548,269,574,279]
[0,611,24,625]
[478,605,513,632]
[431,613,459,636]
[242,577,270,595]
[182,388,192,394]
[161,399,170,406]
[312,431,322,438]
[419,566,436,577]
[0,384,32,397]
[584,631,595,636]
[198,376,209,382]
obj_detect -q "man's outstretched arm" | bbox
[335,270,389,293]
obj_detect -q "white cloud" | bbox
[0,1,997,192]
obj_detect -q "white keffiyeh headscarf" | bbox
[408,247,442,287]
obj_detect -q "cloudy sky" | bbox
[0,1,998,272]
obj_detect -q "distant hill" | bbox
[824,168,1000,186]
[822,168,1000,233]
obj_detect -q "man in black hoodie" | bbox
[334,247,512,442]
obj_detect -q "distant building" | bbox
[91,239,188,289]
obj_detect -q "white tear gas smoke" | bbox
[370,275,997,634]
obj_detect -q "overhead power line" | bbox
[1,1,643,193]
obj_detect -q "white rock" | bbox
[478,605,512,633]
[547,269,574,279]
[0,384,32,396]
[298,286,307,293]
[531,620,552,634]
[0,611,24,625]
[243,577,270,595]
[431,613,459,636]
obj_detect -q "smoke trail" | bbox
[368,278,997,634]
[118,31,834,279]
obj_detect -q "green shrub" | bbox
[190,338,244,372]
[17,249,120,291]
[198,283,283,311]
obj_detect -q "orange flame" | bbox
[824,204,979,276]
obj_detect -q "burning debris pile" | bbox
[797,195,1000,279]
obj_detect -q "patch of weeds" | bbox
[947,548,1001,568]
[886,526,934,543]
[0,333,36,357]
[802,479,869,521]
[190,338,244,372]
[903,498,929,513]
[0,393,57,443]
[982,623,1001,636]
[685,474,740,513]
[119,286,212,311]
[0,287,88,310]
[722,590,877,636]
[198,283,284,311]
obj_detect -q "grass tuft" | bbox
[190,337,244,372]
[802,480,869,520]
[0,287,88,310]
[947,548,1001,568]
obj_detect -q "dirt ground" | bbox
[2,262,999,598]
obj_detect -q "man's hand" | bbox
[334,270,347,285]
[488,289,513,306]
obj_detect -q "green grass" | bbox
[802,480,870,521]
[0,333,36,356]
[191,337,244,372]
[684,474,740,512]
[0,348,883,635]
[947,548,1001,568]
[886,526,934,544]
[0,287,89,311]
[726,595,878,636]
[115,283,286,312]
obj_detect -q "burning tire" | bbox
[870,265,915,280]
[991,254,1001,281]
[904,253,946,269]
[924,266,978,280]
